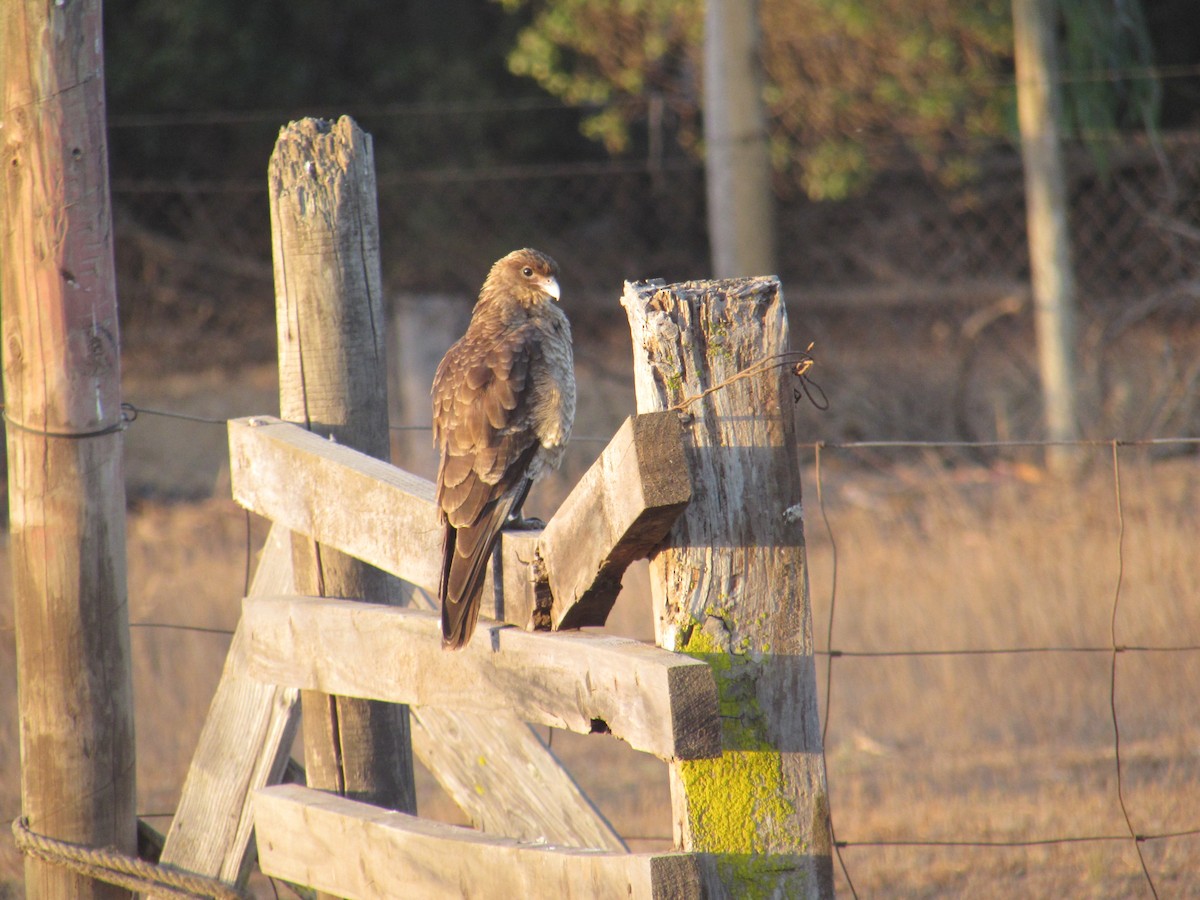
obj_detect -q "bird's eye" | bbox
[521,266,534,277]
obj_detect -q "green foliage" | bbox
[1058,0,1160,174]
[497,0,701,154]
[496,0,1159,200]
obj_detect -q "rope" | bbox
[12,817,252,900]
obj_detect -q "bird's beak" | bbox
[543,276,561,301]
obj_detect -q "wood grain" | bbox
[1,1,136,894]
[229,413,689,634]
[403,587,625,851]
[157,524,300,889]
[243,595,720,761]
[623,277,835,897]
[540,411,691,630]
[269,117,415,833]
[255,784,704,900]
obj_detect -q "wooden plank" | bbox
[229,415,444,589]
[409,710,625,851]
[539,411,691,630]
[403,588,625,851]
[623,278,835,897]
[255,784,704,900]
[1,1,137,894]
[243,596,720,761]
[157,523,301,889]
[163,522,621,889]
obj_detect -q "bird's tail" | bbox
[439,492,521,650]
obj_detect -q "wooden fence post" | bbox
[268,117,417,829]
[622,277,834,898]
[0,0,137,896]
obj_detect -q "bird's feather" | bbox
[432,248,574,649]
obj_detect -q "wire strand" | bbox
[1107,441,1159,899]
[814,443,859,899]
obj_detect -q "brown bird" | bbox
[432,248,575,649]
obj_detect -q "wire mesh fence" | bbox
[109,111,1200,304]
[109,107,1200,447]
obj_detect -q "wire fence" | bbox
[4,397,1196,896]
[807,436,1200,899]
[110,105,1200,356]
[8,93,1200,895]
[108,108,1200,449]
[112,126,1200,304]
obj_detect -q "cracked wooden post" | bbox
[269,116,417,855]
[622,277,834,898]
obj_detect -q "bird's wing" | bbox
[433,322,543,526]
[433,321,543,648]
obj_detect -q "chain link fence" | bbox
[111,113,1200,444]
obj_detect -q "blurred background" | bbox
[3,1,1200,897]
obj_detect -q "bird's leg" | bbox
[504,479,545,530]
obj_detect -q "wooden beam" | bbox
[230,415,443,592]
[540,411,691,630]
[403,580,625,852]
[162,523,622,891]
[255,785,704,900]
[228,412,690,631]
[1,0,137,894]
[156,524,300,890]
[243,596,720,761]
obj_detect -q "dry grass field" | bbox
[0,306,1197,898]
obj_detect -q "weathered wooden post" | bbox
[622,278,834,898]
[0,0,137,896]
[268,117,417,832]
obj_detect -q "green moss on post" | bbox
[624,276,834,898]
[676,622,819,898]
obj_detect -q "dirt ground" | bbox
[1,302,1198,897]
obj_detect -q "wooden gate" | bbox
[150,117,832,899]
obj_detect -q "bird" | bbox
[432,248,575,650]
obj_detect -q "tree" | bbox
[1014,0,1080,464]
[497,0,1013,199]
[496,0,1159,200]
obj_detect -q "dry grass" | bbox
[803,450,1200,897]
[1,324,1198,897]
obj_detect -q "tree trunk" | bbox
[0,0,137,896]
[1013,0,1081,467]
[704,0,777,279]
[622,277,833,899]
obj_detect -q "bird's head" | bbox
[484,248,561,307]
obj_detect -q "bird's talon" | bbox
[506,515,545,530]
